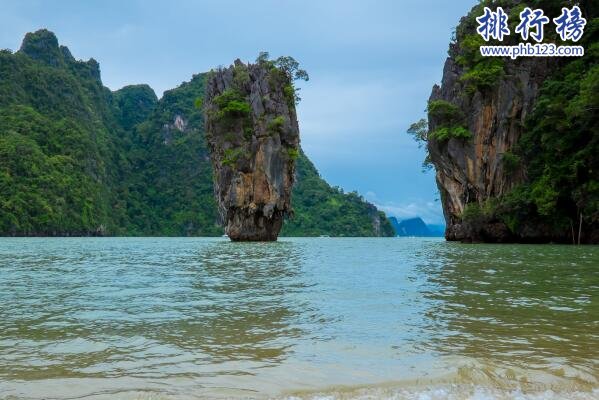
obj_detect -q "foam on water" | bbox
[283,386,599,400]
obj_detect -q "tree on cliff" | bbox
[406,118,432,171]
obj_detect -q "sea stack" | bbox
[204,59,300,241]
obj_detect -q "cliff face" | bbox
[427,0,598,243]
[204,60,300,241]
[429,57,553,241]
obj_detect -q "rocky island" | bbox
[204,58,302,240]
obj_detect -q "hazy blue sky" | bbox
[0,0,477,224]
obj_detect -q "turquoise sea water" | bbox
[0,237,597,399]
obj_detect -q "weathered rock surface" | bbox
[428,54,555,242]
[426,0,599,244]
[204,60,299,241]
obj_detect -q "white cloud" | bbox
[364,192,443,225]
[375,201,445,225]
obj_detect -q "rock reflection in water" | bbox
[0,239,313,382]
[175,241,309,362]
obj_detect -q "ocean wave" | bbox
[283,385,599,400]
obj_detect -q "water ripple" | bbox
[0,237,597,399]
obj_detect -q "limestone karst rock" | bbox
[426,0,598,243]
[428,55,553,242]
[204,59,300,241]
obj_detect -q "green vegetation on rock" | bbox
[257,52,308,105]
[409,0,598,242]
[427,100,471,141]
[267,115,285,135]
[454,34,505,93]
[499,20,599,236]
[212,88,251,120]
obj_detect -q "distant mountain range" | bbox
[389,217,445,237]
